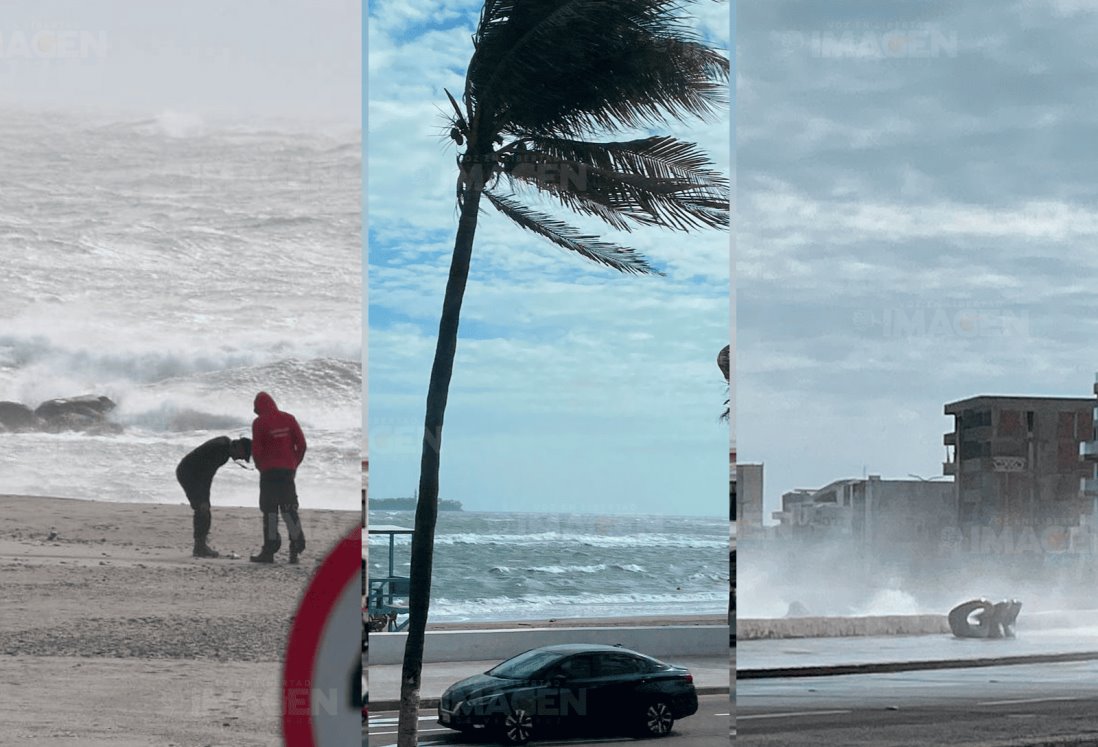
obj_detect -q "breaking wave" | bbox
[369,531,727,550]
[429,590,728,621]
[115,404,250,433]
[526,564,608,575]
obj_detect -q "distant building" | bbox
[1079,377,1098,548]
[736,463,764,536]
[770,476,955,563]
[772,488,816,529]
[943,395,1094,532]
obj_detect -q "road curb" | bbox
[738,650,1098,679]
[368,686,731,713]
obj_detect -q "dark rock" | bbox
[34,395,118,433]
[35,395,116,420]
[0,401,39,431]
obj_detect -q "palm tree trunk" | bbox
[396,181,484,747]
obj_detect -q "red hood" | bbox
[254,391,279,416]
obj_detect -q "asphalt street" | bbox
[365,693,730,746]
[737,659,1098,746]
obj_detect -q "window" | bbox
[597,653,646,676]
[998,410,1021,436]
[489,650,566,679]
[555,655,595,680]
[1058,412,1075,439]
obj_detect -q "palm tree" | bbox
[397,2,730,744]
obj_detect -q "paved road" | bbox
[368,655,729,711]
[738,660,1098,746]
[366,694,730,747]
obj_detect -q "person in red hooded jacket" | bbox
[249,391,307,563]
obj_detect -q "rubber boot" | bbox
[192,505,220,557]
[282,506,305,564]
[250,512,281,563]
[194,543,220,558]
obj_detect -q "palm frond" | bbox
[527,136,729,190]
[483,190,663,275]
[467,0,729,138]
[444,88,469,135]
[719,345,731,422]
[499,137,729,231]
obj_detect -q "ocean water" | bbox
[367,511,730,622]
[0,110,361,511]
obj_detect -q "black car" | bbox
[437,643,698,744]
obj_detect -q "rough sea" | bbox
[367,511,730,622]
[0,109,361,510]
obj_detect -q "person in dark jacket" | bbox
[176,436,252,558]
[249,391,307,564]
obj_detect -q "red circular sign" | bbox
[282,527,362,746]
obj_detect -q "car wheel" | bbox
[639,700,674,737]
[498,707,534,745]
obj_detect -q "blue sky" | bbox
[736,0,1098,520]
[367,0,732,516]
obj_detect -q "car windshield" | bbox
[487,650,565,679]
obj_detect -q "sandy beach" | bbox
[0,494,359,746]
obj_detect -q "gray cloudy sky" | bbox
[737,0,1098,520]
[0,0,360,126]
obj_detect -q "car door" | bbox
[543,654,598,729]
[591,652,650,727]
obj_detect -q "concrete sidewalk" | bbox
[367,655,731,711]
[738,627,1098,671]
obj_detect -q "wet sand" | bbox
[0,494,359,746]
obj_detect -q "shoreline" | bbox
[3,490,357,512]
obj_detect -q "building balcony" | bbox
[943,461,956,475]
[943,432,956,446]
[958,425,992,441]
[1082,441,1098,461]
[1082,477,1098,496]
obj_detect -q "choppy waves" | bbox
[0,111,361,509]
[488,563,649,575]
[367,511,730,622]
[428,590,729,623]
[369,530,728,550]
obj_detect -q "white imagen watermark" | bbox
[853,306,1030,339]
[0,30,108,59]
[778,23,958,60]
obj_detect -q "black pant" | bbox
[258,469,305,553]
[176,468,214,545]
